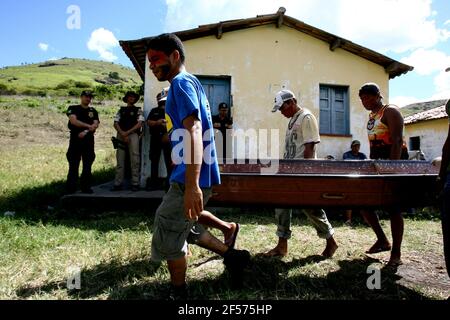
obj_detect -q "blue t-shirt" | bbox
[165,71,221,188]
[343,151,367,160]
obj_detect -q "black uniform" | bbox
[66,105,99,193]
[115,106,143,133]
[147,106,172,188]
[212,114,233,159]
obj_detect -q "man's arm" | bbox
[440,125,450,182]
[384,107,404,160]
[69,115,95,131]
[128,121,143,135]
[148,119,166,127]
[303,143,316,159]
[183,114,204,221]
[91,120,99,132]
[148,111,166,128]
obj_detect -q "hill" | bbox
[400,99,448,118]
[0,58,143,98]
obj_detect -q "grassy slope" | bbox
[0,58,142,92]
[0,98,448,300]
[400,99,448,118]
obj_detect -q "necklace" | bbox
[289,110,303,130]
[367,105,386,130]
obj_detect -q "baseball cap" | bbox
[351,140,361,147]
[81,90,94,98]
[157,87,169,102]
[359,83,381,96]
[272,89,296,112]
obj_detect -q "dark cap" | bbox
[359,83,381,96]
[218,102,229,109]
[81,90,94,98]
[351,140,361,147]
[122,91,140,103]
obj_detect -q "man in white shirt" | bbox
[265,90,338,258]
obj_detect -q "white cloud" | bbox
[401,49,450,76]
[87,28,119,62]
[39,43,49,52]
[164,0,449,54]
[432,70,450,100]
[390,96,425,108]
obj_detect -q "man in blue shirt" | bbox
[146,33,249,299]
[438,98,450,278]
[342,140,367,160]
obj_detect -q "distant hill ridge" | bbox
[0,58,142,98]
[400,99,448,118]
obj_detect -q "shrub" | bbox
[0,83,17,95]
[74,81,91,88]
[56,80,75,90]
[109,72,120,80]
[24,98,40,108]
[68,88,83,97]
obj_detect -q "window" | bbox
[195,76,231,116]
[410,136,421,150]
[319,85,350,135]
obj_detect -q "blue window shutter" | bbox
[332,88,346,135]
[320,85,349,135]
[319,87,331,134]
[196,76,231,116]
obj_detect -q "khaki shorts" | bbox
[151,183,212,262]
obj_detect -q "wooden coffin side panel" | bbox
[210,175,438,208]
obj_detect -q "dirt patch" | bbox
[396,251,450,296]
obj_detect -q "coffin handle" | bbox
[322,193,346,200]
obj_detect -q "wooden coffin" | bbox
[209,160,439,209]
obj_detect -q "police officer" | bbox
[66,90,100,194]
[147,88,173,191]
[112,91,144,191]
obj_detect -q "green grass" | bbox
[0,98,448,300]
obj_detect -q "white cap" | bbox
[272,89,296,112]
[157,87,169,102]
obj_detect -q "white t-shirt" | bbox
[283,108,320,160]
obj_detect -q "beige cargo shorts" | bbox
[151,182,212,262]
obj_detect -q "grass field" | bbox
[0,97,449,300]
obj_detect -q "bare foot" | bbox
[387,252,402,267]
[264,247,288,257]
[322,238,338,258]
[263,240,288,257]
[365,240,392,254]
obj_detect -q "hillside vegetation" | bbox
[0,58,143,99]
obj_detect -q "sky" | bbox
[0,0,448,106]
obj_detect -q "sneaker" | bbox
[131,185,140,192]
[168,284,188,301]
[223,249,251,289]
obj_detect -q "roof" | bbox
[404,104,448,125]
[120,7,413,81]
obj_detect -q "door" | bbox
[196,76,231,116]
